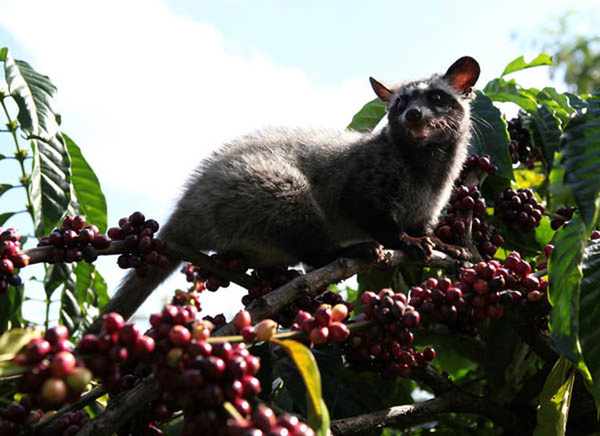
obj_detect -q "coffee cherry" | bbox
[103,312,125,334]
[50,351,77,378]
[66,367,93,391]
[41,378,68,404]
[233,310,252,331]
[255,319,278,342]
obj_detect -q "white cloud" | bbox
[1,0,374,321]
[0,0,372,201]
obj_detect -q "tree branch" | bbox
[33,386,106,431]
[76,376,158,436]
[330,390,523,436]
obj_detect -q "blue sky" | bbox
[0,0,597,324]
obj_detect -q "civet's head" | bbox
[370,56,480,146]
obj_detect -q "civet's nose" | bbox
[405,108,422,122]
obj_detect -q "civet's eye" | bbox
[429,91,444,105]
[395,96,407,110]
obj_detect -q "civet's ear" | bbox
[444,56,480,94]
[370,77,393,103]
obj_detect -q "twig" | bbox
[330,390,524,436]
[33,386,106,431]
[76,376,158,436]
[22,241,259,290]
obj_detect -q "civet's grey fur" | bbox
[108,56,480,322]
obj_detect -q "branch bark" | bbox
[76,376,158,436]
[330,390,523,436]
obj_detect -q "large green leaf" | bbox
[536,88,575,124]
[579,240,600,409]
[2,49,71,236]
[1,53,60,138]
[30,136,72,236]
[525,105,562,172]
[548,217,591,380]
[501,54,554,77]
[0,286,22,334]
[469,93,514,180]
[274,339,330,435]
[347,98,386,132]
[0,328,40,362]
[73,262,109,331]
[64,134,107,232]
[533,357,575,436]
[483,78,539,113]
[561,92,600,232]
[44,261,106,333]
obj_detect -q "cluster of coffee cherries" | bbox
[225,403,315,436]
[408,252,549,331]
[508,117,542,169]
[38,410,91,436]
[183,252,246,292]
[14,325,92,408]
[107,212,167,277]
[0,227,29,294]
[277,289,354,328]
[550,206,577,230]
[38,215,111,263]
[344,289,434,379]
[77,312,155,394]
[0,398,44,436]
[143,307,268,435]
[291,304,351,345]
[436,185,504,260]
[495,188,545,232]
[462,153,499,178]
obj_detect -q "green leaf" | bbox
[501,54,554,77]
[0,361,30,377]
[2,50,72,236]
[72,262,109,330]
[470,92,514,180]
[525,106,562,172]
[483,78,539,113]
[274,339,330,434]
[3,55,61,138]
[579,240,600,410]
[347,98,386,132]
[548,217,591,380]
[44,263,74,300]
[0,212,16,227]
[536,88,575,124]
[64,134,107,232]
[533,357,575,436]
[60,282,81,333]
[0,184,13,197]
[30,135,72,236]
[561,92,600,232]
[0,287,23,334]
[0,328,40,361]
